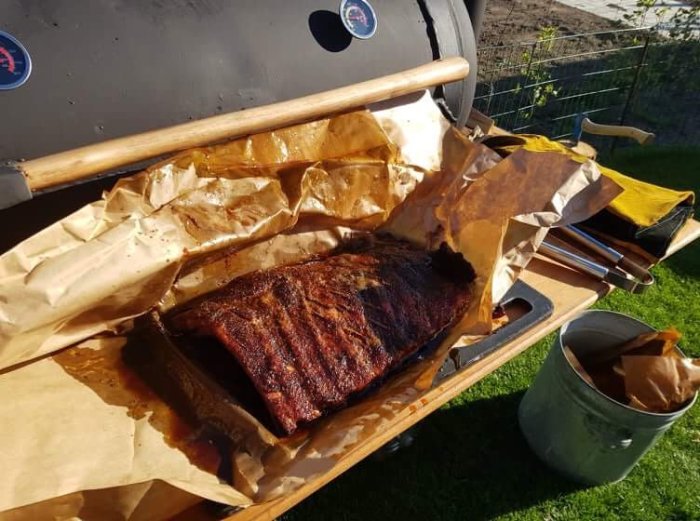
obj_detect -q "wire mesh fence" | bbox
[624,37,700,146]
[474,27,700,150]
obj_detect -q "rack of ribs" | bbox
[168,235,474,435]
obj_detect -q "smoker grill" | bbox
[0,0,485,251]
[2,0,485,160]
[0,5,565,518]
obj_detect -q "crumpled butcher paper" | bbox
[0,91,621,519]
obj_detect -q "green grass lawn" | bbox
[280,146,700,521]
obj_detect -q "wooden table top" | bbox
[182,219,699,521]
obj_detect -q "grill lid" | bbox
[1,0,478,162]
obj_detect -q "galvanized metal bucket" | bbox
[518,310,697,485]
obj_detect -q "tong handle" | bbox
[559,225,623,264]
[540,231,654,294]
[561,225,653,282]
[539,240,608,281]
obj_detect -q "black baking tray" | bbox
[434,280,553,384]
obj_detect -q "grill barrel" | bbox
[0,0,482,251]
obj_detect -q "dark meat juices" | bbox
[168,236,474,435]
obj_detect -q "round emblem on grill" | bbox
[0,31,32,91]
[339,0,378,40]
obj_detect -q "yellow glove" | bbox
[494,134,694,228]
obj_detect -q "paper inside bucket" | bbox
[564,317,699,414]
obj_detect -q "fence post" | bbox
[611,30,651,155]
[619,30,651,127]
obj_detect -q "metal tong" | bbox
[539,225,654,293]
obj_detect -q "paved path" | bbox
[555,0,694,31]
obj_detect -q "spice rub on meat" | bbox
[169,236,474,435]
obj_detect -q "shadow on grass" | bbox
[664,241,700,279]
[284,390,586,521]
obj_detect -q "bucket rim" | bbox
[558,310,698,418]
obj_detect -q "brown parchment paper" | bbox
[578,328,700,413]
[622,355,700,412]
[0,91,621,518]
[0,481,201,521]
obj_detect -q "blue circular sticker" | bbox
[340,0,378,40]
[0,31,32,91]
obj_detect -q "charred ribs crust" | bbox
[155,235,474,436]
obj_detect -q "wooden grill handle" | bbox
[20,57,470,192]
[580,118,655,146]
